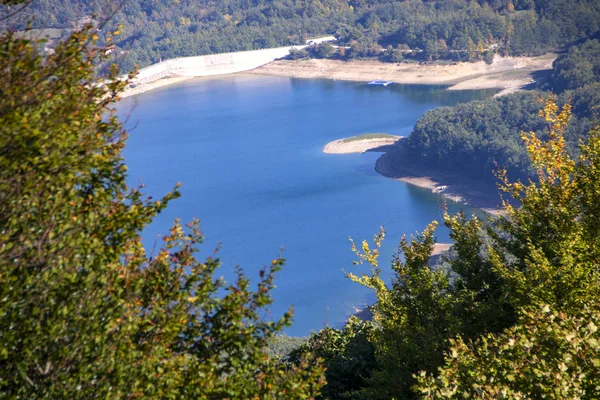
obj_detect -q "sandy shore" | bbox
[120,76,194,99]
[373,140,504,215]
[117,53,554,97]
[324,136,402,154]
[251,54,555,92]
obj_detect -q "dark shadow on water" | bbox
[523,69,553,91]
[292,78,499,105]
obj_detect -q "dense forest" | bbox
[2,0,600,69]
[406,38,600,180]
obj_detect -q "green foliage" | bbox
[552,39,600,93]
[489,103,600,313]
[0,29,325,398]
[416,303,600,399]
[266,335,308,360]
[289,317,377,400]
[3,0,600,68]
[5,3,600,398]
[410,110,600,398]
[567,82,600,120]
[289,47,310,60]
[310,42,336,59]
[407,36,600,182]
[1,0,26,5]
[380,45,405,63]
[346,225,459,399]
[407,91,549,180]
[345,100,600,398]
[342,133,398,142]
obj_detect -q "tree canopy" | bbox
[405,37,600,182]
[406,91,549,180]
[552,38,600,93]
[2,0,600,69]
[0,26,324,398]
[415,102,600,398]
[302,99,600,399]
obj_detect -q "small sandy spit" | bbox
[323,135,402,154]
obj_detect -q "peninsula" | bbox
[324,135,503,214]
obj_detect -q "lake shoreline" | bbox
[372,140,504,215]
[120,76,194,99]
[120,53,555,98]
[250,54,555,93]
[322,135,504,214]
[122,74,504,335]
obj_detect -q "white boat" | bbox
[368,79,393,86]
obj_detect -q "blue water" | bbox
[120,75,496,336]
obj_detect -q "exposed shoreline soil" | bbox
[250,54,555,93]
[322,134,504,214]
[372,140,504,215]
[119,53,555,98]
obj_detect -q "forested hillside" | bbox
[406,38,600,180]
[3,0,600,69]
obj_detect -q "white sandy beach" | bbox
[323,136,402,154]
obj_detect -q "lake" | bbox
[120,75,496,336]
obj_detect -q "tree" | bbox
[312,42,334,58]
[487,101,600,314]
[552,39,600,93]
[344,99,600,398]
[436,39,448,58]
[4,0,600,68]
[346,225,459,399]
[289,317,377,400]
[391,45,404,63]
[406,91,549,181]
[289,46,309,60]
[0,27,324,398]
[424,39,439,61]
[416,302,600,399]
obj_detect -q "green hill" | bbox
[3,0,599,70]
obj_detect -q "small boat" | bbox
[368,79,393,86]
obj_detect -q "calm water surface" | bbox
[120,75,496,335]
